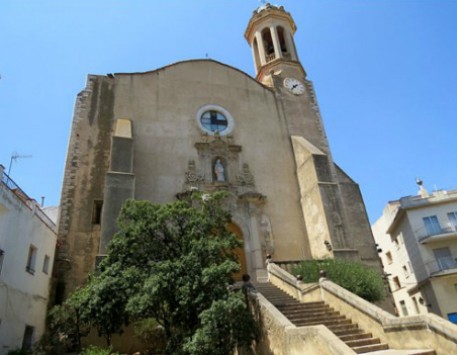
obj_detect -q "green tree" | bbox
[292,259,385,302]
[183,293,257,355]
[47,286,91,352]
[48,192,257,354]
[77,265,142,346]
[105,192,256,354]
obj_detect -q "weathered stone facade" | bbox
[54,4,381,298]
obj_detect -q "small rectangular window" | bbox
[22,325,34,350]
[26,245,37,275]
[42,255,50,274]
[403,265,409,278]
[386,251,393,264]
[399,300,408,316]
[54,281,66,305]
[0,249,4,275]
[394,238,401,250]
[393,276,401,290]
[412,297,420,314]
[92,200,103,225]
[447,212,457,230]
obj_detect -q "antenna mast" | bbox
[7,151,32,178]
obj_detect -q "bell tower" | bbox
[244,3,386,277]
[245,3,305,86]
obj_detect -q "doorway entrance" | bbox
[227,223,247,281]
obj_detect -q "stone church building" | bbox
[55,4,380,297]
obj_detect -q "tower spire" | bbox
[245,4,303,85]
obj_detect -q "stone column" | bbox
[248,203,264,272]
[251,43,261,74]
[255,31,267,66]
[270,26,282,60]
[285,29,297,61]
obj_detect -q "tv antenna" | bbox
[7,151,32,178]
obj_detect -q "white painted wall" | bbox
[372,190,457,322]
[0,175,57,354]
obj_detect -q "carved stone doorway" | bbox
[228,223,248,281]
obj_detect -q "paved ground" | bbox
[368,350,434,355]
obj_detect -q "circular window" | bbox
[196,105,234,135]
[201,111,227,133]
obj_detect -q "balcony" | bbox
[425,256,457,276]
[418,226,457,244]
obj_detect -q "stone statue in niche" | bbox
[214,159,225,182]
[260,213,274,255]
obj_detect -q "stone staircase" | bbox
[255,283,436,355]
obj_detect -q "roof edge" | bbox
[107,59,273,92]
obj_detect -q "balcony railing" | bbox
[266,53,276,63]
[425,256,457,275]
[265,52,291,64]
[417,226,457,243]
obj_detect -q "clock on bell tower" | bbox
[245,2,331,155]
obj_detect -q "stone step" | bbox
[255,289,291,295]
[256,283,399,355]
[339,332,372,342]
[262,295,296,300]
[279,306,331,314]
[367,351,436,355]
[277,303,329,311]
[333,328,365,337]
[281,309,340,317]
[265,298,299,304]
[327,323,359,333]
[281,302,332,310]
[287,314,345,324]
[345,337,381,348]
[285,313,342,323]
[353,343,389,354]
[294,318,352,327]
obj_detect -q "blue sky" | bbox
[1,0,456,222]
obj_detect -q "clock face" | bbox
[284,78,305,95]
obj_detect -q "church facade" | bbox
[55,4,380,297]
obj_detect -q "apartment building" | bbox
[372,181,457,323]
[0,165,57,353]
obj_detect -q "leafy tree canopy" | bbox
[50,191,257,354]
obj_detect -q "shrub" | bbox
[80,345,119,355]
[292,259,385,302]
[6,349,29,355]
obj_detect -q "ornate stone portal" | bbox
[179,134,270,280]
